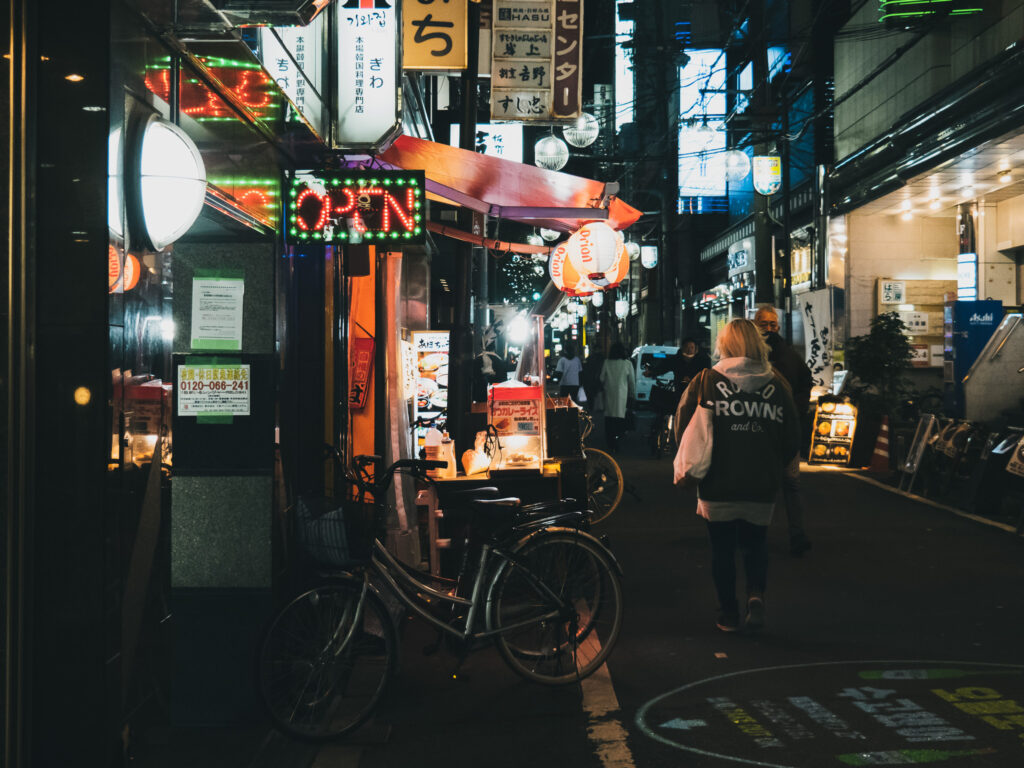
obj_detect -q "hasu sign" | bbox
[287,171,425,244]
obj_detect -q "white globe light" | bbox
[625,241,641,262]
[562,112,600,148]
[507,314,530,344]
[539,227,561,242]
[526,233,544,246]
[590,291,604,307]
[641,245,659,269]
[614,299,629,319]
[534,136,570,171]
[724,149,751,183]
[139,117,206,250]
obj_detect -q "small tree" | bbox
[845,312,913,415]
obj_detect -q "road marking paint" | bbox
[660,718,708,730]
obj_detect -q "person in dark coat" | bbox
[754,306,813,557]
[581,349,605,412]
[645,338,712,399]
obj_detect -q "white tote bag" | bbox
[673,403,713,486]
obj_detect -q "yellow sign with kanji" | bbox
[403,0,468,71]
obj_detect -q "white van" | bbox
[631,345,678,405]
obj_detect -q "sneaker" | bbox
[790,538,812,558]
[745,597,766,631]
[716,611,741,633]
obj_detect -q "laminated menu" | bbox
[487,383,545,471]
[808,398,857,465]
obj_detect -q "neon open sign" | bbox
[287,171,425,244]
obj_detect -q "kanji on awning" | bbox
[378,134,642,233]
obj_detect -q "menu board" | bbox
[412,331,450,440]
[808,398,857,465]
[488,384,545,470]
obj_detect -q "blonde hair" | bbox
[716,318,770,361]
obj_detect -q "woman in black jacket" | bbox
[673,318,800,633]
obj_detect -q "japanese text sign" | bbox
[287,171,425,244]
[336,0,401,149]
[403,0,468,71]
[258,14,326,137]
[178,364,251,417]
[490,0,582,122]
[350,337,375,409]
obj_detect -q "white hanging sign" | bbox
[752,155,782,196]
[259,16,326,138]
[336,0,402,150]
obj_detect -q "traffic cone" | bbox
[868,415,891,473]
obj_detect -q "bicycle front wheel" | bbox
[258,580,396,741]
[487,531,623,685]
[585,447,623,524]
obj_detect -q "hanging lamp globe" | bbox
[533,135,570,171]
[562,112,600,148]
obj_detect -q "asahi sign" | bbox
[490,0,582,122]
[336,0,402,150]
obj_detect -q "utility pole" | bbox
[751,0,774,310]
[450,0,481,456]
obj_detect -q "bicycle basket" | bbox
[649,385,679,415]
[293,495,378,567]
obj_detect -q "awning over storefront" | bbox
[378,135,642,233]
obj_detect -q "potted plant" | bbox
[844,312,913,467]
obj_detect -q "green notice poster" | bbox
[191,276,244,350]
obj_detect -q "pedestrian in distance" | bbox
[753,306,814,558]
[645,337,712,400]
[600,342,636,453]
[673,318,800,633]
[555,340,584,401]
[581,347,605,413]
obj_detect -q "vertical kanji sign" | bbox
[336,0,401,150]
[552,0,581,117]
[403,0,468,70]
[350,337,375,409]
[490,0,582,122]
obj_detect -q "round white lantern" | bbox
[724,149,751,183]
[539,227,561,242]
[625,241,641,262]
[567,221,620,280]
[138,117,207,250]
[562,112,600,148]
[526,232,544,247]
[614,299,629,319]
[534,135,570,171]
[590,291,604,307]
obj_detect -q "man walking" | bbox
[753,306,813,557]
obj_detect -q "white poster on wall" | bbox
[795,288,833,391]
[191,277,244,351]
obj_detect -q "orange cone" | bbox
[868,415,891,473]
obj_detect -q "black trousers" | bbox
[605,416,625,451]
[705,519,768,613]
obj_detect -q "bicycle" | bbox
[648,379,680,459]
[258,452,624,741]
[572,410,625,525]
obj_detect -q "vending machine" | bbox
[943,298,1002,416]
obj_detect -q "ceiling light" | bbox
[961,186,975,199]
[65,73,84,82]
[929,199,941,210]
[900,211,913,221]
[998,170,1012,184]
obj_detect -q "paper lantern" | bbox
[591,291,604,307]
[566,221,624,286]
[641,245,658,269]
[614,299,629,319]
[109,246,141,293]
[625,241,640,262]
[725,149,751,183]
[534,136,569,170]
[562,112,600,148]
[549,240,597,296]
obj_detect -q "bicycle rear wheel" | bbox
[585,447,623,524]
[487,531,623,685]
[258,580,396,741]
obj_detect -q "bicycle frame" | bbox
[368,537,566,643]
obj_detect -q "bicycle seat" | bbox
[441,486,500,503]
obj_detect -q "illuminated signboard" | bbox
[286,171,425,244]
[145,57,281,123]
[879,0,983,27]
